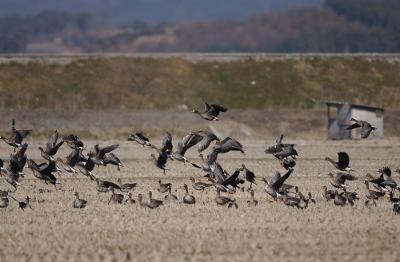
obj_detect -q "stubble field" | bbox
[1,138,400,262]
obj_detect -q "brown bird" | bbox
[346,118,376,139]
[192,102,227,121]
[182,184,196,205]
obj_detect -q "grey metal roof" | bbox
[320,101,384,112]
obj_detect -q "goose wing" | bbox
[176,132,203,156]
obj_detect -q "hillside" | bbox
[0,54,399,111]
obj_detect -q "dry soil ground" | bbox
[1,138,400,262]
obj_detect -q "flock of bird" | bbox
[0,102,399,214]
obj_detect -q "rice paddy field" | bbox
[1,137,400,262]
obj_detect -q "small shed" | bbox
[323,102,384,139]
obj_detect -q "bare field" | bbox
[1,138,400,262]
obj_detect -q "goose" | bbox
[182,184,196,204]
[150,153,168,174]
[199,148,220,172]
[164,187,178,202]
[272,145,298,160]
[96,178,121,192]
[158,180,171,193]
[63,134,85,149]
[194,130,219,153]
[102,153,124,171]
[247,189,258,207]
[39,130,64,161]
[150,132,173,159]
[346,118,376,139]
[283,189,300,207]
[215,189,237,208]
[192,102,227,121]
[138,193,161,209]
[172,132,203,166]
[92,143,119,166]
[265,134,295,153]
[296,192,313,209]
[328,172,357,188]
[56,148,82,173]
[281,157,296,170]
[10,143,28,175]
[364,181,385,207]
[333,190,347,206]
[264,168,294,199]
[389,191,400,203]
[27,159,59,186]
[0,191,10,208]
[393,203,400,214]
[76,152,96,180]
[0,119,31,149]
[117,178,137,193]
[73,192,87,208]
[108,187,124,204]
[322,186,336,201]
[241,164,256,190]
[211,162,242,191]
[128,132,151,146]
[148,191,163,206]
[125,192,136,204]
[214,137,244,154]
[189,177,212,191]
[367,167,398,192]
[325,152,353,171]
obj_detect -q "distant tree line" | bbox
[0,11,91,53]
[0,1,400,53]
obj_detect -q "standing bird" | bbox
[117,178,137,193]
[182,184,196,204]
[0,119,31,150]
[346,118,376,139]
[322,186,336,201]
[39,130,64,161]
[158,180,172,193]
[108,188,124,204]
[0,191,10,208]
[215,189,238,208]
[192,102,227,121]
[13,196,33,211]
[247,189,258,207]
[325,152,353,171]
[73,192,87,208]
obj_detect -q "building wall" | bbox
[350,108,383,138]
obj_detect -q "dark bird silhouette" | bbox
[63,134,85,149]
[39,130,64,161]
[346,118,376,139]
[325,152,353,171]
[73,192,87,208]
[192,102,227,121]
[328,172,357,188]
[0,119,31,150]
[128,132,151,146]
[214,137,244,154]
[264,168,294,199]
